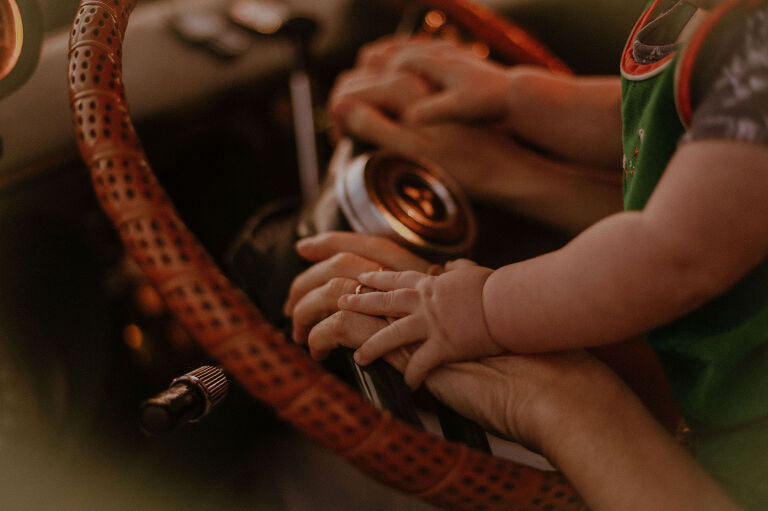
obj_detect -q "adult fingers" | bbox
[307,310,388,361]
[386,38,457,74]
[330,71,432,118]
[332,100,429,160]
[356,36,452,69]
[393,53,450,89]
[353,314,426,366]
[296,232,430,272]
[404,91,465,125]
[392,52,480,124]
[357,270,426,291]
[444,258,479,271]
[338,288,420,317]
[284,251,381,316]
[355,36,412,68]
[291,277,361,344]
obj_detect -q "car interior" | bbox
[0,1,648,509]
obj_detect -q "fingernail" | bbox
[353,350,366,365]
[358,272,373,281]
[295,238,312,251]
[338,294,351,307]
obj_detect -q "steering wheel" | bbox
[67,1,584,509]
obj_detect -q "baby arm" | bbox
[384,41,624,169]
[482,139,768,352]
[342,139,768,384]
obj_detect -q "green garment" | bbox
[621,1,768,508]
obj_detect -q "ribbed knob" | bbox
[140,366,229,436]
[172,365,229,418]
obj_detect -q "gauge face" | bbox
[0,0,23,80]
[364,153,475,250]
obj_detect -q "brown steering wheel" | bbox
[67,1,584,509]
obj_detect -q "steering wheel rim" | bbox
[414,0,571,73]
[67,1,584,509]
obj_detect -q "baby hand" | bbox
[387,42,514,125]
[338,262,502,389]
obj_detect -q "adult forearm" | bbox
[504,68,623,169]
[476,147,623,233]
[395,350,738,510]
[542,382,739,511]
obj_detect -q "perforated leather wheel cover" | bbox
[67,1,584,509]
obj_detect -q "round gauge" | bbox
[336,149,476,258]
[0,0,23,80]
[0,0,42,101]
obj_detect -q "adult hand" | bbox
[305,311,740,511]
[333,36,527,127]
[329,36,623,230]
[307,303,638,457]
[283,232,431,354]
[386,39,516,125]
[331,64,546,199]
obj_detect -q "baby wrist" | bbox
[429,267,496,351]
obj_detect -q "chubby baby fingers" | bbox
[403,341,448,390]
[353,314,427,366]
[444,258,479,271]
[291,277,360,344]
[284,251,380,316]
[357,270,427,291]
[338,288,419,317]
[307,310,388,361]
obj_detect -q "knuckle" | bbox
[388,321,403,340]
[327,277,351,294]
[328,310,350,336]
[328,252,348,270]
[416,277,434,295]
[382,291,396,309]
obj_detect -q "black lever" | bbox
[140,366,229,436]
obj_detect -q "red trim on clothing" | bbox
[621,0,678,78]
[676,0,766,126]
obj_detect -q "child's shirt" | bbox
[621,1,768,508]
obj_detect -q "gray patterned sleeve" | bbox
[682,4,768,146]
